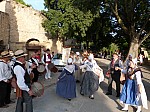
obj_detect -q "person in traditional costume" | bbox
[56,58,76,101]
[106,53,123,97]
[116,60,148,112]
[28,52,40,82]
[0,51,12,108]
[139,54,144,66]
[41,49,52,79]
[73,52,82,83]
[79,55,99,99]
[13,50,33,112]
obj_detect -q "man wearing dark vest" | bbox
[106,53,123,97]
[13,50,33,112]
[28,52,39,82]
[41,49,52,79]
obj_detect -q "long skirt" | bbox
[120,79,148,109]
[56,75,76,99]
[120,79,138,105]
[80,71,99,96]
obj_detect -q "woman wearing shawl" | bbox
[56,58,76,101]
[79,54,99,99]
[116,60,148,112]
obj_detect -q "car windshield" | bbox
[53,53,62,59]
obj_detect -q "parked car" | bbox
[51,53,66,71]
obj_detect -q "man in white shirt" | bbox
[13,50,33,112]
[41,49,52,79]
[0,51,12,108]
[28,52,39,82]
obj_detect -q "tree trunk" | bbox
[126,39,139,61]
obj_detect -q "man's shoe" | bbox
[76,80,80,83]
[89,96,94,99]
[68,99,71,101]
[106,92,112,95]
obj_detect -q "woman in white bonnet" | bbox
[116,59,148,112]
[56,58,77,101]
[79,55,99,99]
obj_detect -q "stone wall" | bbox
[0,0,63,53]
[0,11,9,51]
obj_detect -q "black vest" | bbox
[110,59,120,75]
[13,62,31,88]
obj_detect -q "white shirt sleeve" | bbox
[79,64,87,69]
[41,55,45,64]
[5,64,12,79]
[121,69,127,74]
[3,63,12,82]
[119,60,123,69]
[135,71,142,85]
[14,65,30,92]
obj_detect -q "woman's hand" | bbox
[138,84,142,93]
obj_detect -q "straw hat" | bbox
[14,50,28,58]
[0,51,11,58]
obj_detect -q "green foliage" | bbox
[42,0,99,39]
[103,0,150,42]
[15,0,31,7]
[43,0,150,55]
[102,47,108,52]
[109,43,118,55]
[15,0,26,5]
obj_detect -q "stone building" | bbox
[0,11,9,52]
[0,0,63,56]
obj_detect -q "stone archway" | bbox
[26,38,41,59]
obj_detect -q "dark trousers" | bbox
[0,81,7,106]
[108,73,121,95]
[5,83,11,104]
[15,91,33,112]
[32,68,39,82]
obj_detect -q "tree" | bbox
[109,43,119,55]
[103,0,150,58]
[42,0,97,40]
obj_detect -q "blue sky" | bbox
[24,0,45,11]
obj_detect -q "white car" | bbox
[51,53,66,71]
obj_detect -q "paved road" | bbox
[0,58,149,112]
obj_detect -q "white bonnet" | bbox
[132,58,137,65]
[67,58,73,64]
[76,52,80,55]
[88,54,94,60]
[129,54,132,57]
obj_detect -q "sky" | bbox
[24,0,45,11]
